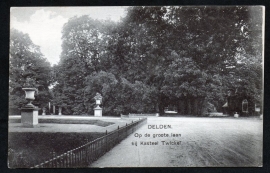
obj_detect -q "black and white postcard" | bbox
[8,6,264,168]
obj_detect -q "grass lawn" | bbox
[9,119,114,127]
[8,117,139,168]
[8,132,105,168]
[8,118,118,168]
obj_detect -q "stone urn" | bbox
[58,107,62,115]
[22,88,38,108]
[21,88,40,127]
[42,107,46,115]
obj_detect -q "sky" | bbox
[10,7,127,66]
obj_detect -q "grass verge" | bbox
[8,132,104,168]
[9,119,114,127]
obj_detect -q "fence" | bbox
[31,118,147,168]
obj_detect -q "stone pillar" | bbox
[94,105,102,117]
[53,105,55,115]
[48,102,50,114]
[21,108,39,127]
[58,107,62,115]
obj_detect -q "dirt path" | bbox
[90,117,262,167]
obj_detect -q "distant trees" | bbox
[9,29,52,114]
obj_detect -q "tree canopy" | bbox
[9,29,52,114]
[10,6,263,116]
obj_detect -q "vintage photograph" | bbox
[9,6,263,168]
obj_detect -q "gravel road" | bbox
[90,117,262,167]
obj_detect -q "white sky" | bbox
[10,7,127,66]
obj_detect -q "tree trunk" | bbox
[187,97,192,115]
[178,99,184,115]
[194,98,198,116]
[159,103,164,115]
[184,97,187,114]
[158,95,165,115]
[197,97,205,116]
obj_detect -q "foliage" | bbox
[83,71,157,115]
[51,6,263,115]
[9,29,52,112]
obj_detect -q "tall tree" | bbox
[162,6,263,114]
[54,16,116,114]
[9,29,52,114]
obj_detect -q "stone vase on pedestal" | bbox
[21,88,40,127]
[94,93,103,117]
[42,108,46,115]
[58,107,62,115]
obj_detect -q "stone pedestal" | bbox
[21,108,40,127]
[94,106,102,117]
